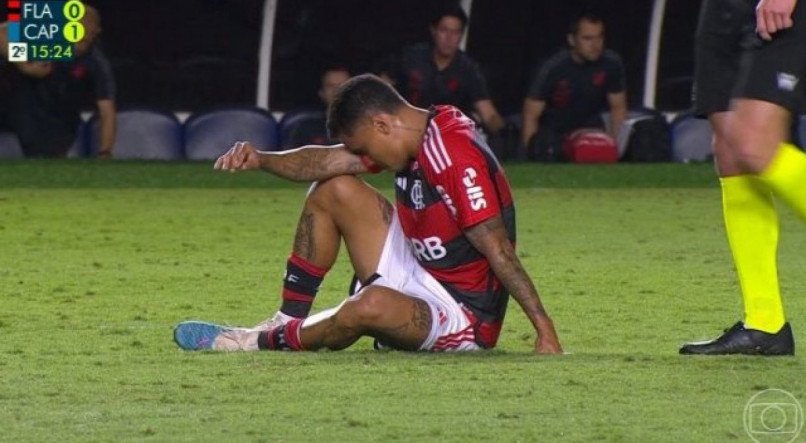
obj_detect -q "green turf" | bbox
[0,158,718,189]
[0,161,803,442]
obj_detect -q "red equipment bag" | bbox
[562,129,618,163]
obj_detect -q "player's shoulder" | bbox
[453,50,482,70]
[600,49,624,66]
[542,50,573,71]
[431,105,476,137]
[402,42,431,61]
[76,45,112,71]
[532,50,573,84]
[421,106,485,172]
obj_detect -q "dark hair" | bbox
[569,14,604,35]
[322,65,351,78]
[431,4,468,29]
[327,74,406,138]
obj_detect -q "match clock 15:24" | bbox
[29,44,75,61]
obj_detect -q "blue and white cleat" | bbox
[174,321,231,351]
[174,321,260,351]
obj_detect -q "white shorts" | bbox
[354,212,481,352]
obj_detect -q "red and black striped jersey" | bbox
[395,105,516,332]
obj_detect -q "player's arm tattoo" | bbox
[464,216,549,321]
[259,145,369,182]
[292,211,315,261]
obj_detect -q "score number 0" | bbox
[63,1,86,43]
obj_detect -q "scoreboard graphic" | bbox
[6,0,85,62]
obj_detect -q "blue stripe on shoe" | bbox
[173,321,229,350]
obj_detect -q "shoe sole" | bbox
[679,322,795,356]
[174,321,229,351]
[679,347,795,356]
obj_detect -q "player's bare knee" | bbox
[309,175,364,207]
[340,287,388,328]
[727,134,768,173]
[725,115,783,173]
[712,135,742,176]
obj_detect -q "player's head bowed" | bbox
[326,74,406,139]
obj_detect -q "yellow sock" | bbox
[721,176,785,333]
[760,143,806,222]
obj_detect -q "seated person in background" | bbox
[0,62,11,132]
[0,6,116,158]
[282,66,351,148]
[521,14,627,161]
[379,5,506,137]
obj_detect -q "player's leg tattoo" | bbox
[411,298,431,332]
[373,319,409,339]
[371,298,431,350]
[293,211,315,261]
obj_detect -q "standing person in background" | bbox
[521,14,627,161]
[282,66,351,148]
[0,6,116,158]
[380,4,506,138]
[679,0,803,356]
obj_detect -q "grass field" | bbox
[0,160,803,442]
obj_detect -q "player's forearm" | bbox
[257,145,367,182]
[521,100,544,146]
[475,100,505,134]
[608,107,627,140]
[521,121,538,147]
[485,113,506,134]
[98,118,115,154]
[465,217,557,336]
[606,92,628,139]
[487,243,555,332]
[97,101,116,154]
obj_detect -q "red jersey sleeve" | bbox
[430,130,501,229]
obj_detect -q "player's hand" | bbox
[214,141,261,172]
[535,334,563,354]
[531,314,563,354]
[756,0,796,41]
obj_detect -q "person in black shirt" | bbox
[0,6,116,158]
[0,62,11,132]
[521,15,627,161]
[380,5,505,136]
[283,66,350,149]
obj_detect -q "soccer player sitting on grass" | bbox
[174,74,562,354]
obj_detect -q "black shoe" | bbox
[679,321,795,356]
